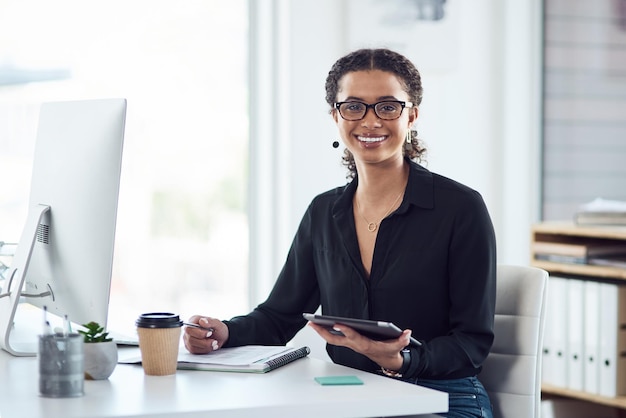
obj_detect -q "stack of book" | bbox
[574,198,626,226]
[575,211,626,226]
[532,241,626,267]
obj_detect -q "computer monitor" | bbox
[0,98,126,356]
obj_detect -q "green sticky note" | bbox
[314,375,364,385]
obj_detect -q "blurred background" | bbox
[2,0,625,340]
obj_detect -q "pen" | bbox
[63,314,71,336]
[44,320,53,335]
[183,322,215,332]
[42,305,49,335]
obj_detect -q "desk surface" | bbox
[0,347,447,418]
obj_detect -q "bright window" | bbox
[0,0,249,335]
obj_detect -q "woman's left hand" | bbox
[307,321,411,372]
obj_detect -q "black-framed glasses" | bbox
[334,100,414,121]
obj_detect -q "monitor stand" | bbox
[0,204,51,356]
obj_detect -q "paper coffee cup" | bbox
[136,313,183,376]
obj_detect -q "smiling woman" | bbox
[0,0,250,335]
[181,48,497,418]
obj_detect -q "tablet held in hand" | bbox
[303,313,421,347]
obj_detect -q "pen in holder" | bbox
[39,332,84,397]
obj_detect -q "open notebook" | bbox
[108,329,140,346]
[119,345,311,373]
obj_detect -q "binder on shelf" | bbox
[567,279,584,391]
[542,276,568,387]
[583,280,600,394]
[598,283,626,397]
[542,279,556,385]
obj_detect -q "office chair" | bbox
[479,264,549,418]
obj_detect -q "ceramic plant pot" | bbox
[83,341,118,380]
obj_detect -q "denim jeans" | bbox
[407,376,493,418]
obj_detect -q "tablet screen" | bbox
[303,313,421,347]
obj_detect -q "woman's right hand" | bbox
[183,315,229,354]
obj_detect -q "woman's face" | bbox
[332,70,418,167]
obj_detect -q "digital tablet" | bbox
[303,313,421,347]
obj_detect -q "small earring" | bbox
[332,141,340,149]
[404,131,412,152]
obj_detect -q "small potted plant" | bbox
[79,321,118,380]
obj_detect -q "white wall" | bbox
[251,0,543,304]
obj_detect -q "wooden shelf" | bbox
[532,221,626,240]
[531,222,626,281]
[534,222,626,412]
[543,383,626,410]
[531,260,626,281]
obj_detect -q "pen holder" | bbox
[39,333,84,397]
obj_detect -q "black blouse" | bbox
[224,159,497,380]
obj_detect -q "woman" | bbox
[184,48,496,418]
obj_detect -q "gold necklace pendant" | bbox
[356,191,404,233]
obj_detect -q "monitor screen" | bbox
[0,98,126,356]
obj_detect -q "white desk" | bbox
[0,348,448,418]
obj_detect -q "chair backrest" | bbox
[479,265,549,418]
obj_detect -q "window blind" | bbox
[542,0,626,220]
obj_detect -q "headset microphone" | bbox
[332,141,339,148]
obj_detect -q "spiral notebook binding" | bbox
[266,346,311,371]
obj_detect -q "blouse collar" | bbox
[332,158,435,219]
